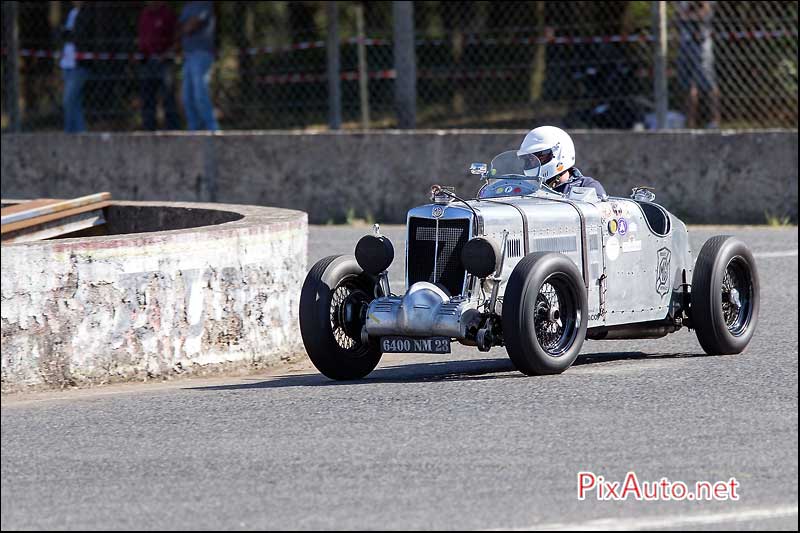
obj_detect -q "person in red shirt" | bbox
[137,1,179,130]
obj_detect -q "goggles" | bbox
[521,149,555,171]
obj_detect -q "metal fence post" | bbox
[652,1,669,129]
[355,2,370,130]
[2,0,22,132]
[392,1,416,129]
[326,1,342,130]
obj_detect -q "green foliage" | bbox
[343,206,375,226]
[764,210,793,227]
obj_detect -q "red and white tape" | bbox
[244,36,390,56]
[259,69,398,85]
[417,28,797,47]
[3,27,794,63]
[257,65,559,86]
[5,37,393,61]
[16,49,145,60]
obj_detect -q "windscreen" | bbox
[487,150,541,180]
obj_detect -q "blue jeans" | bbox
[182,51,218,131]
[62,67,88,133]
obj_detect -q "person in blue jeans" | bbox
[676,1,720,129]
[179,1,219,131]
[62,67,88,133]
[60,1,94,133]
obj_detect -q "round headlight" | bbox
[355,235,394,275]
[461,237,501,279]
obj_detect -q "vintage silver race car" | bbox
[300,150,759,379]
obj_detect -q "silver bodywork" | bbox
[364,187,693,342]
[363,283,480,339]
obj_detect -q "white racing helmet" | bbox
[517,126,576,180]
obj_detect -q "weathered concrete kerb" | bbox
[0,201,307,391]
[1,129,797,224]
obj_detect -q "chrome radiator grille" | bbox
[407,217,470,296]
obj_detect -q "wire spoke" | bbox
[534,280,571,355]
[329,282,365,352]
[721,258,752,335]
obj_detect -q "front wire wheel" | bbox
[329,280,371,355]
[299,255,383,380]
[533,277,580,357]
[503,253,588,375]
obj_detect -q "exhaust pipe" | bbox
[586,322,682,340]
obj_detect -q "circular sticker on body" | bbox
[618,218,628,236]
[606,236,621,261]
[608,219,618,235]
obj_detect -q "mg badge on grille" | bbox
[432,206,444,218]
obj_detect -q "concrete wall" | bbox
[1,130,797,224]
[1,201,307,391]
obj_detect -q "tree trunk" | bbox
[528,2,547,104]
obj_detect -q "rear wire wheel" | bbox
[691,236,759,355]
[720,257,753,336]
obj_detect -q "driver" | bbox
[517,126,607,198]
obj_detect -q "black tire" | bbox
[692,236,759,355]
[299,255,382,380]
[502,253,588,375]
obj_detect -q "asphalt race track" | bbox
[2,226,797,530]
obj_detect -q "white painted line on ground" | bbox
[488,504,798,531]
[754,250,798,259]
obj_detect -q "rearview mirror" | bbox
[631,187,656,203]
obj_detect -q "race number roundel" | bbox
[618,218,628,236]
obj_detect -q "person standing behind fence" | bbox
[178,1,219,131]
[137,1,180,131]
[676,1,721,129]
[59,1,94,133]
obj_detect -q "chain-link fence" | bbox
[1,1,797,132]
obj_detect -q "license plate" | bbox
[381,336,451,354]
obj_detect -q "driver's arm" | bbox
[583,177,607,197]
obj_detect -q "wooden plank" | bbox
[0,192,111,226]
[0,199,59,216]
[2,210,106,244]
[1,201,111,235]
